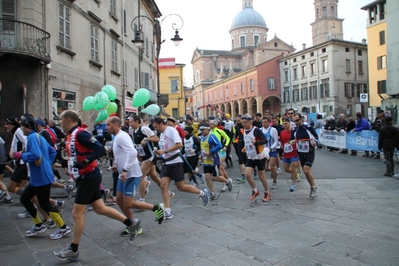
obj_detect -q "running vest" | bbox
[261,126,274,149]
[132,126,154,160]
[184,136,196,158]
[243,127,265,159]
[200,134,213,165]
[66,127,97,179]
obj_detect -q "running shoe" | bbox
[107,166,112,171]
[56,200,65,215]
[145,180,151,194]
[154,203,165,224]
[18,210,31,219]
[128,218,141,241]
[262,191,271,202]
[121,225,143,237]
[296,172,302,181]
[57,178,66,184]
[200,188,210,206]
[226,179,233,192]
[107,196,117,205]
[309,187,318,197]
[164,211,174,220]
[236,175,246,183]
[199,174,205,184]
[250,190,260,201]
[26,224,47,237]
[53,246,79,261]
[169,191,176,199]
[3,197,13,204]
[210,192,217,200]
[64,185,74,200]
[68,177,75,183]
[221,183,227,192]
[103,189,110,203]
[271,182,277,189]
[42,219,56,228]
[290,184,296,192]
[86,205,93,211]
[50,226,71,240]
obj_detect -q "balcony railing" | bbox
[0,18,51,62]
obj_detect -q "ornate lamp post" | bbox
[130,14,184,106]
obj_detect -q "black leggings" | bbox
[20,183,58,220]
[112,171,118,197]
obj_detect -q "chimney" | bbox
[362,38,367,44]
[302,43,306,50]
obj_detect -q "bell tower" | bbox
[243,0,253,9]
[311,0,344,45]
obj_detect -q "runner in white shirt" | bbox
[106,117,165,236]
[152,118,210,220]
[261,117,279,188]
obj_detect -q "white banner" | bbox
[318,129,346,148]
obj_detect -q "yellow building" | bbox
[159,58,186,118]
[362,0,386,111]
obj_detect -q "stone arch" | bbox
[262,96,282,116]
[226,102,232,117]
[241,99,249,115]
[249,97,257,116]
[220,104,226,116]
[233,101,239,117]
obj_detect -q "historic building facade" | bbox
[280,0,369,118]
[0,0,159,133]
[191,0,295,119]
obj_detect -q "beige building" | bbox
[280,0,369,118]
[0,0,160,131]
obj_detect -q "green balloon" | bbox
[95,109,109,122]
[94,91,109,109]
[141,104,160,115]
[132,88,151,107]
[82,96,95,111]
[106,102,118,115]
[102,85,117,101]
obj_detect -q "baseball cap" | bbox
[5,116,19,126]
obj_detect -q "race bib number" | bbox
[284,143,293,153]
[68,157,80,178]
[105,141,112,149]
[134,144,146,157]
[97,129,103,136]
[276,141,281,149]
[245,142,258,158]
[297,141,310,153]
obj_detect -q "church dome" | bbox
[230,6,267,31]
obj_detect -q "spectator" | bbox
[371,110,385,159]
[336,113,348,154]
[378,116,399,177]
[353,113,371,157]
[345,117,357,156]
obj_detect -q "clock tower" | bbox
[311,0,344,45]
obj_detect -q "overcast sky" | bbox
[156,0,371,86]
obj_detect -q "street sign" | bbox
[360,93,368,103]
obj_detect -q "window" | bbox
[210,92,212,102]
[123,10,127,35]
[111,40,118,71]
[310,52,314,57]
[345,82,354,98]
[293,86,299,102]
[322,59,328,72]
[214,91,217,101]
[358,49,362,56]
[345,47,350,52]
[310,63,315,76]
[310,81,317,98]
[331,6,335,15]
[59,3,71,48]
[284,70,289,82]
[358,61,364,74]
[377,80,386,94]
[231,39,234,50]
[322,48,326,53]
[293,68,298,80]
[293,58,297,63]
[226,86,229,98]
[301,84,307,101]
[316,8,319,17]
[345,59,351,73]
[240,82,244,93]
[284,61,288,66]
[142,72,149,88]
[321,78,330,98]
[322,6,327,16]
[250,79,254,91]
[268,78,276,90]
[311,106,316,113]
[356,83,363,98]
[234,84,237,95]
[254,35,259,46]
[122,60,127,85]
[171,79,179,94]
[110,0,116,16]
[283,87,290,103]
[90,24,99,62]
[301,55,305,60]
[379,30,385,45]
[172,108,178,119]
[301,65,306,78]
[240,36,245,47]
[323,105,328,113]
[145,37,149,56]
[377,55,387,70]
[134,68,138,88]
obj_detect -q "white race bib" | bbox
[134,144,146,157]
[97,129,103,136]
[297,141,310,153]
[245,140,258,158]
[276,141,281,149]
[284,143,293,153]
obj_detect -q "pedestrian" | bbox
[345,117,357,156]
[53,110,141,261]
[378,116,399,177]
[152,117,210,220]
[261,117,279,188]
[353,113,371,157]
[290,113,319,197]
[182,126,204,187]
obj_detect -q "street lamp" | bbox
[130,14,184,106]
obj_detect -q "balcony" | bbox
[0,19,51,63]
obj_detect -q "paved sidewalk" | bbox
[1,150,399,265]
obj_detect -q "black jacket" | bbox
[378,123,399,150]
[345,121,356,132]
[324,120,336,130]
[336,119,348,131]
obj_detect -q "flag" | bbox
[159,58,175,69]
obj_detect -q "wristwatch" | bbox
[164,149,168,153]
[122,168,129,173]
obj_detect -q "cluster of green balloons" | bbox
[82,85,118,122]
[132,88,160,116]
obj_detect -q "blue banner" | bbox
[315,129,380,152]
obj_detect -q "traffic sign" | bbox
[360,93,368,103]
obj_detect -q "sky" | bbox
[156,0,372,86]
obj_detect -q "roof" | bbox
[230,6,267,31]
[360,0,386,10]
